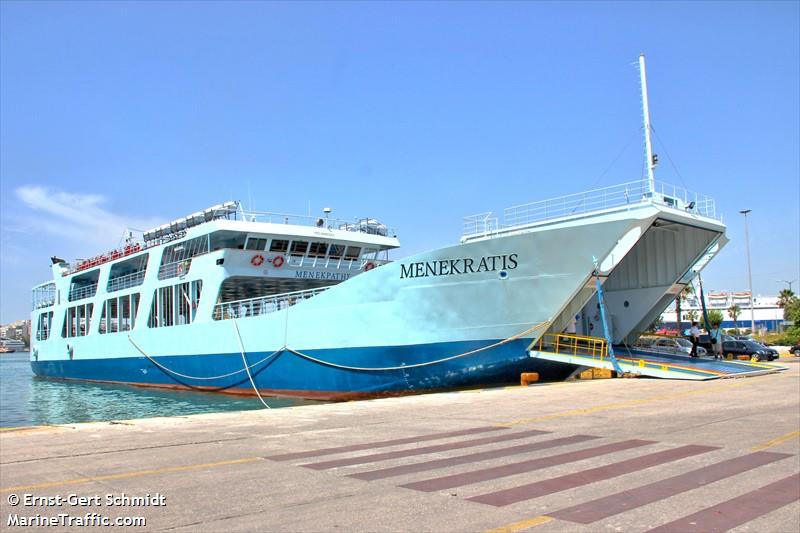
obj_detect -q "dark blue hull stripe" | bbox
[31,339,575,400]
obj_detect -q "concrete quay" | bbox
[1,361,799,532]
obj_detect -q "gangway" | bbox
[528,334,786,380]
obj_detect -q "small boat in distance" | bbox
[29,55,729,399]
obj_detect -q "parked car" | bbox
[651,337,707,357]
[790,342,800,356]
[720,340,778,361]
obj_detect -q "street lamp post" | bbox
[740,209,756,334]
[777,280,795,292]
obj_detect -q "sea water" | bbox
[0,352,325,427]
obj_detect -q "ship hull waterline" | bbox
[31,339,576,401]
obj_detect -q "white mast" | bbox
[639,53,656,195]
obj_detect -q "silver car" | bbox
[652,337,708,357]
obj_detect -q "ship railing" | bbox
[536,333,608,360]
[158,260,192,280]
[238,209,396,238]
[213,286,332,320]
[463,179,719,237]
[68,283,98,302]
[107,270,147,292]
[462,212,499,238]
[285,255,391,270]
[33,299,56,310]
[31,283,57,310]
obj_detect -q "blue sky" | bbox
[1,1,798,323]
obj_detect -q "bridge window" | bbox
[308,242,328,258]
[290,240,309,256]
[344,246,361,260]
[245,237,267,251]
[328,244,345,259]
[269,239,288,252]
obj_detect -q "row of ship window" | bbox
[60,238,372,305]
[245,238,367,260]
[35,281,204,340]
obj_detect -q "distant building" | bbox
[661,291,785,332]
[0,319,31,343]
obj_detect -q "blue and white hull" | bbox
[31,339,576,399]
[30,185,728,400]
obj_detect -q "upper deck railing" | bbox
[213,286,331,320]
[463,179,720,238]
[236,209,397,239]
[31,283,56,310]
[68,283,98,302]
[107,270,147,292]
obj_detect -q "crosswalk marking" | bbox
[400,439,654,492]
[351,434,599,481]
[469,444,718,507]
[645,473,800,532]
[264,426,799,531]
[302,428,548,470]
[265,426,506,461]
[549,451,792,524]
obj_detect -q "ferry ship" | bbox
[29,56,730,399]
[0,338,26,353]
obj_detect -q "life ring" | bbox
[272,256,284,268]
[251,254,265,267]
[176,261,186,275]
[364,262,376,271]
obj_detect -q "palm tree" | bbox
[708,309,724,329]
[777,289,796,309]
[675,284,695,334]
[728,304,741,333]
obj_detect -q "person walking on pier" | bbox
[689,322,701,357]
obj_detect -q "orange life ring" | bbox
[272,256,284,268]
[251,254,265,267]
[364,262,376,271]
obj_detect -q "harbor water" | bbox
[0,352,325,428]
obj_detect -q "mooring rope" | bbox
[284,321,550,372]
[127,335,283,381]
[127,320,549,390]
[232,318,271,409]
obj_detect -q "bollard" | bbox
[521,372,539,386]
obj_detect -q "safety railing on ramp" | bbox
[535,333,608,360]
[529,336,786,381]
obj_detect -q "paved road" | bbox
[1,360,798,532]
